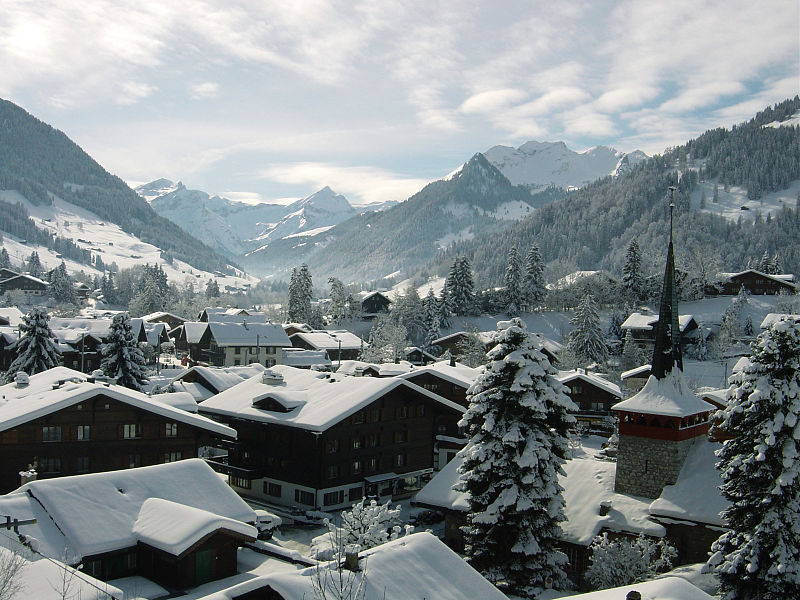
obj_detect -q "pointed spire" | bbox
[651,188,683,379]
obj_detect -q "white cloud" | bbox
[259,162,431,206]
[190,82,220,99]
[115,81,157,105]
[460,89,528,115]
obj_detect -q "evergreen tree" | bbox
[456,318,575,595]
[566,294,609,366]
[205,279,220,299]
[523,244,546,309]
[288,264,314,323]
[327,277,349,325]
[713,182,720,203]
[422,288,441,353]
[438,285,453,329]
[504,247,523,316]
[308,304,325,329]
[3,306,61,381]
[101,313,147,391]
[0,248,11,270]
[708,316,800,599]
[456,329,487,368]
[622,239,644,302]
[129,276,164,316]
[25,251,43,279]
[100,272,116,305]
[48,261,76,304]
[360,315,407,363]
[446,256,475,316]
[394,285,425,346]
[620,329,645,371]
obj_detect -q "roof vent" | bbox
[14,372,29,388]
[261,370,284,385]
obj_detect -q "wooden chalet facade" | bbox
[0,367,236,493]
[0,273,49,297]
[713,269,797,295]
[357,291,392,317]
[557,370,622,432]
[288,330,363,362]
[198,366,464,510]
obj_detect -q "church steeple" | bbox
[651,188,683,379]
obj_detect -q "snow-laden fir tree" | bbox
[446,256,476,316]
[707,315,800,600]
[288,264,313,323]
[101,313,147,391]
[622,238,645,302]
[504,247,523,316]
[566,294,609,366]
[455,318,576,596]
[328,277,349,325]
[359,315,407,364]
[620,329,645,371]
[0,248,11,270]
[438,285,453,329]
[524,244,546,309]
[205,279,220,298]
[48,261,76,305]
[100,272,116,305]
[26,251,43,279]
[422,288,440,353]
[394,285,425,346]
[586,533,677,590]
[3,306,61,381]
[455,329,488,368]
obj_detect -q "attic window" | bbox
[252,397,295,413]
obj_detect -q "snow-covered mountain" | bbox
[480,141,648,192]
[139,181,356,258]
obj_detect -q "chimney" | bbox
[343,544,361,571]
[599,500,612,516]
[449,355,456,367]
[14,372,29,388]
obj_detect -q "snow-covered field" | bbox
[0,190,257,290]
[689,178,800,223]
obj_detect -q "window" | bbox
[231,475,252,489]
[416,404,425,417]
[352,437,362,450]
[591,401,606,412]
[42,426,61,442]
[76,456,90,473]
[393,430,408,443]
[326,439,339,454]
[164,451,182,463]
[76,425,90,441]
[323,490,345,506]
[128,454,141,469]
[295,489,314,505]
[367,434,380,448]
[368,457,378,473]
[423,383,439,392]
[437,424,448,434]
[235,347,241,355]
[352,411,365,425]
[123,424,142,439]
[327,465,339,480]
[40,457,61,473]
[367,409,382,423]
[125,553,137,570]
[349,487,363,502]
[396,406,408,419]
[264,482,282,497]
[394,453,405,468]
[352,459,362,475]
[165,422,178,438]
[572,385,583,394]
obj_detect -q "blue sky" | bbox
[1,0,797,206]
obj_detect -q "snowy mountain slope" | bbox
[480,141,648,192]
[690,178,800,223]
[0,189,256,290]
[141,181,357,258]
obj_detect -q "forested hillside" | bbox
[430,97,800,288]
[0,99,233,273]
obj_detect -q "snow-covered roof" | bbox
[0,492,75,561]
[0,325,17,344]
[289,330,363,350]
[377,361,415,376]
[649,438,726,526]
[203,307,269,323]
[144,321,168,346]
[0,366,235,438]
[432,330,495,346]
[557,370,622,398]
[199,365,464,432]
[621,364,652,379]
[17,459,257,560]
[612,371,715,417]
[181,321,209,343]
[207,322,291,347]
[355,290,392,302]
[49,317,112,344]
[152,391,199,413]
[140,311,186,323]
[132,497,257,556]
[172,363,267,396]
[415,454,664,546]
[281,348,331,368]
[731,356,752,374]
[621,312,695,332]
[249,532,508,600]
[0,273,48,286]
[719,269,796,288]
[760,312,800,330]
[0,307,23,326]
[556,576,713,600]
[335,360,380,375]
[397,360,481,388]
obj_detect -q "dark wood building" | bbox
[556,370,622,432]
[288,330,363,362]
[713,270,797,295]
[0,273,49,298]
[199,366,465,510]
[0,367,236,493]
[357,291,392,317]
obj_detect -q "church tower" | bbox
[613,194,714,498]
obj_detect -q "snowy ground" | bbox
[689,178,800,223]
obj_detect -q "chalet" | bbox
[73,281,92,301]
[0,267,19,280]
[49,317,116,373]
[396,360,479,407]
[0,366,236,493]
[556,369,622,432]
[0,327,17,371]
[2,459,262,589]
[432,330,494,356]
[164,363,268,402]
[199,322,291,367]
[620,363,652,392]
[621,312,699,347]
[356,290,392,317]
[173,321,209,362]
[232,532,507,600]
[402,346,438,365]
[199,307,269,323]
[280,347,332,369]
[760,312,800,330]
[713,269,796,295]
[288,329,363,362]
[282,322,312,337]
[198,365,465,511]
[0,273,49,298]
[144,321,170,349]
[141,311,187,330]
[0,306,23,326]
